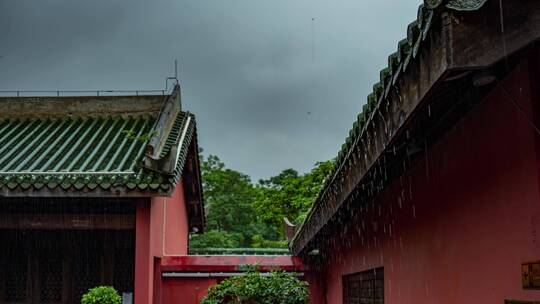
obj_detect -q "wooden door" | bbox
[0,230,135,304]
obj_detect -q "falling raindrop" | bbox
[425,138,430,181]
[408,175,413,200]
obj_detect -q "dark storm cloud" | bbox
[0,0,420,179]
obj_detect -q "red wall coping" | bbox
[161,255,305,272]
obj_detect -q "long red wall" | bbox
[318,58,540,303]
[159,255,306,304]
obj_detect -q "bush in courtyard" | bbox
[200,270,309,304]
[81,286,122,304]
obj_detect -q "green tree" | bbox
[192,152,332,248]
[202,155,257,235]
[253,161,333,236]
[190,230,243,248]
[193,154,280,248]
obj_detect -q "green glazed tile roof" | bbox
[0,112,196,194]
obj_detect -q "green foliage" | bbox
[190,230,243,248]
[81,286,121,304]
[202,155,258,235]
[200,271,309,304]
[192,152,332,248]
[250,234,288,248]
[198,155,279,247]
[253,161,333,234]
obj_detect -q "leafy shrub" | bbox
[81,286,122,304]
[201,270,309,304]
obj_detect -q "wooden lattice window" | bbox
[40,254,63,304]
[113,247,135,293]
[343,267,384,304]
[73,250,102,303]
[5,252,28,303]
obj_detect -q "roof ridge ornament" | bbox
[424,0,489,11]
[446,0,489,11]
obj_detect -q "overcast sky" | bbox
[0,0,420,180]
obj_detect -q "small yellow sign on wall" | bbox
[522,261,540,289]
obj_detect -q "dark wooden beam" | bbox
[0,214,135,230]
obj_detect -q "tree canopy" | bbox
[253,161,333,232]
[189,153,332,249]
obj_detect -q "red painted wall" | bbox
[135,181,190,304]
[305,272,326,304]
[160,255,307,304]
[162,278,218,304]
[161,255,304,272]
[161,275,319,304]
[318,58,540,303]
[135,199,152,304]
[151,181,190,257]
